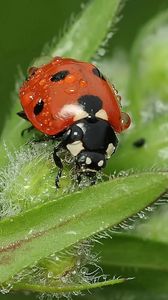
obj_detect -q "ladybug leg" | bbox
[21,125,34,137]
[76,172,82,185]
[17,110,28,120]
[90,174,97,185]
[33,135,54,143]
[17,111,35,136]
[53,130,72,188]
[53,144,64,188]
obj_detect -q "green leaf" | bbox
[0,143,71,216]
[133,205,168,244]
[95,232,168,295]
[43,0,121,61]
[99,233,168,272]
[106,114,168,173]
[127,10,168,123]
[99,51,130,103]
[0,172,167,284]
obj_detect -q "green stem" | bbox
[11,278,125,293]
[46,0,121,61]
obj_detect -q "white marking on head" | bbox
[98,160,104,167]
[106,143,115,158]
[86,157,92,165]
[95,109,108,120]
[73,109,88,121]
[66,141,84,157]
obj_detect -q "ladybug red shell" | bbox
[19,57,131,187]
[19,57,131,136]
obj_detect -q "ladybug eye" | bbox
[50,70,70,82]
[92,67,106,80]
[34,99,44,115]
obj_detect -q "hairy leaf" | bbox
[0,172,167,283]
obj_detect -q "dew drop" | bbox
[48,271,53,278]
[48,121,53,127]
[28,66,38,77]
[80,79,87,87]
[39,79,46,86]
[44,119,49,125]
[44,84,49,89]
[53,56,62,63]
[121,112,131,130]
[65,88,76,94]
[112,87,118,95]
[64,74,76,84]
[117,95,122,102]
[23,92,34,105]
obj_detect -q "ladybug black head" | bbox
[76,150,106,172]
[78,95,102,115]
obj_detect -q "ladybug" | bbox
[18,57,131,187]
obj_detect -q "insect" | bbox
[18,57,131,187]
[133,138,146,148]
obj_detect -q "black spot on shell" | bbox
[92,67,106,80]
[51,70,69,82]
[34,99,44,115]
[133,138,146,148]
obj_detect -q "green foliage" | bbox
[0,0,168,299]
[1,172,167,284]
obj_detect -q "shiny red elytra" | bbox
[19,57,131,136]
[18,57,131,187]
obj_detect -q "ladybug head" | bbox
[76,151,106,172]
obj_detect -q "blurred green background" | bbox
[0,0,168,299]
